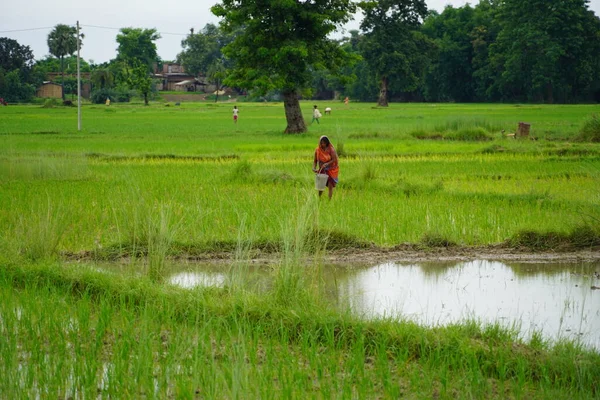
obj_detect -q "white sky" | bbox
[1,0,599,64]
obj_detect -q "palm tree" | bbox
[47,24,78,100]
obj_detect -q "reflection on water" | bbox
[169,272,226,288]
[167,260,600,350]
[340,261,599,349]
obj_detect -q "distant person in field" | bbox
[344,96,349,106]
[312,105,322,124]
[313,135,339,199]
[233,105,239,124]
[325,107,331,115]
[105,98,110,106]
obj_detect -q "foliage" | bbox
[116,28,161,72]
[485,0,600,102]
[0,37,35,73]
[177,24,233,78]
[0,38,39,102]
[34,55,91,74]
[41,98,61,108]
[359,0,434,106]
[47,24,80,100]
[128,63,155,105]
[212,0,356,133]
[0,69,35,102]
[90,67,114,89]
[577,114,600,142]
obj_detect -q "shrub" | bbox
[91,88,117,104]
[576,114,600,142]
[41,98,60,108]
[420,232,456,247]
[445,127,493,141]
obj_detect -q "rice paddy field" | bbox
[1,101,599,398]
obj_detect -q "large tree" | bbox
[212,0,356,133]
[359,0,432,106]
[177,24,232,77]
[0,37,35,73]
[488,0,597,102]
[47,24,79,99]
[116,28,161,71]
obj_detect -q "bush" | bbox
[91,88,117,104]
[41,98,60,108]
[91,87,134,104]
[576,114,600,142]
[445,127,493,141]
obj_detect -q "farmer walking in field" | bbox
[313,135,339,199]
[233,105,239,124]
[312,105,322,124]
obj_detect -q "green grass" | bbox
[0,102,599,254]
[1,261,598,398]
[1,101,599,397]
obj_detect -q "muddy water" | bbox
[168,260,600,350]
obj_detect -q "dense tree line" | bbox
[342,0,600,103]
[2,0,599,107]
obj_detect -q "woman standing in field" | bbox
[313,135,339,199]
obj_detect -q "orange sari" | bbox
[315,145,339,185]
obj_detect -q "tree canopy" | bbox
[0,38,35,73]
[47,24,79,100]
[212,0,357,133]
[359,0,432,106]
[116,28,161,71]
[0,37,38,103]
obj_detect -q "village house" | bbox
[153,62,208,92]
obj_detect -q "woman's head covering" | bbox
[319,135,330,147]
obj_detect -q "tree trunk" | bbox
[144,92,148,106]
[215,79,219,103]
[60,56,65,100]
[377,76,389,107]
[283,90,306,134]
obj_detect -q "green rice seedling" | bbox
[147,203,181,282]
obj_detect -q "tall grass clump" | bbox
[228,160,253,181]
[434,118,503,134]
[577,114,600,142]
[146,204,181,282]
[41,98,60,108]
[445,127,493,141]
[14,197,68,261]
[507,225,600,250]
[273,192,321,308]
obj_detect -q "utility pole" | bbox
[77,21,81,131]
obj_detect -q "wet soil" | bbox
[65,244,600,266]
[165,244,600,266]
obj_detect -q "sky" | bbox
[1,0,599,64]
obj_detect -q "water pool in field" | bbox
[166,260,600,350]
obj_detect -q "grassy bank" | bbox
[1,261,599,398]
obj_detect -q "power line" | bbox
[0,26,55,33]
[1,25,189,36]
[81,24,188,36]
